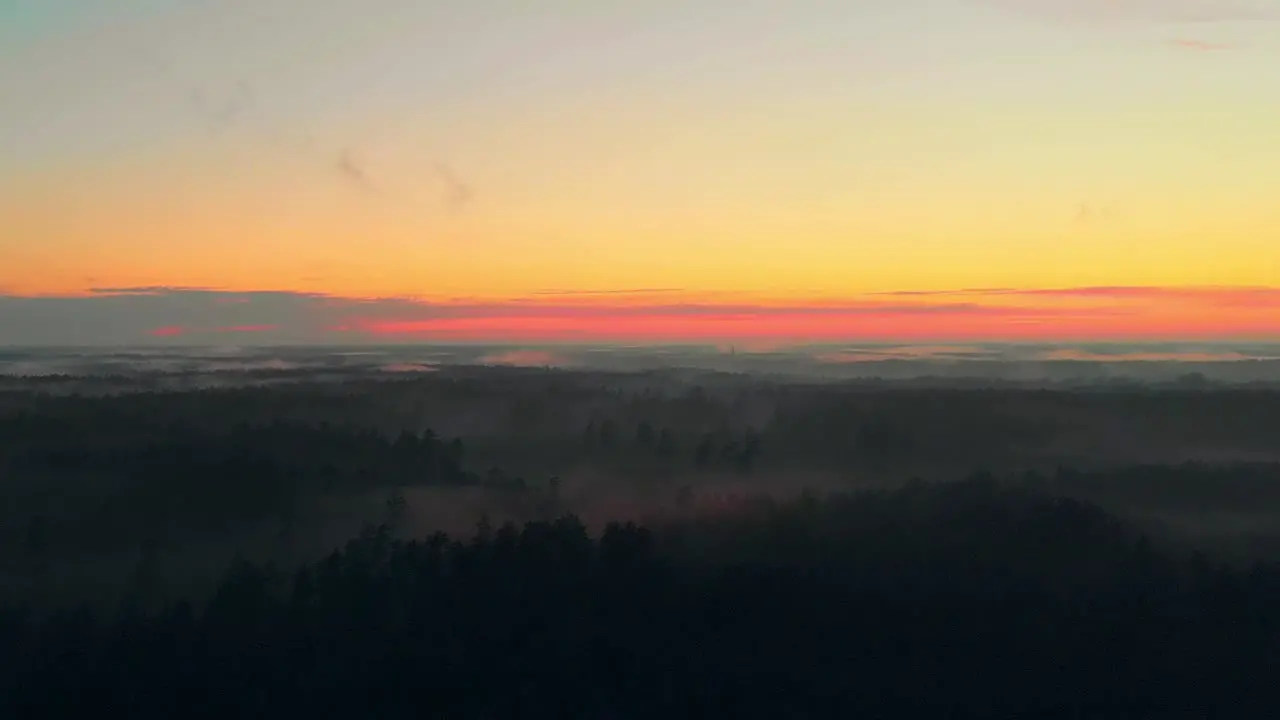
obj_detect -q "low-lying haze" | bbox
[3,342,1280,388]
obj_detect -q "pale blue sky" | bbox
[3,0,1272,172]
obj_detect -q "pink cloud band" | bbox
[4,285,1277,345]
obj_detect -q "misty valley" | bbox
[8,0,1279,713]
[3,358,1280,717]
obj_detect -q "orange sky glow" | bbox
[2,0,1277,345]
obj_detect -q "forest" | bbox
[3,365,1280,716]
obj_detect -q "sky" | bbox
[2,0,1278,345]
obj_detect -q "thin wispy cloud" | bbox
[134,49,385,198]
[126,49,255,138]
[433,162,472,212]
[336,149,372,191]
[90,285,222,295]
[1074,201,1122,226]
[1005,287,1280,305]
[1169,38,1235,50]
[189,80,254,135]
[532,288,687,296]
[180,72,457,207]
[874,286,1280,303]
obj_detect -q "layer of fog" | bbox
[4,342,1280,390]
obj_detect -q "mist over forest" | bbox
[4,346,1280,716]
[5,344,1280,594]
[8,0,1279,711]
[5,341,1280,388]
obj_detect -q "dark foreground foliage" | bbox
[2,478,1278,719]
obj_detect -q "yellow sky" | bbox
[2,0,1277,310]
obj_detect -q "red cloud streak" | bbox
[351,311,1280,342]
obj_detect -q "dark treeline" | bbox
[3,479,1280,718]
[5,373,1280,605]
[5,369,1280,716]
[4,373,1279,484]
[1,418,469,555]
[4,371,1279,472]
